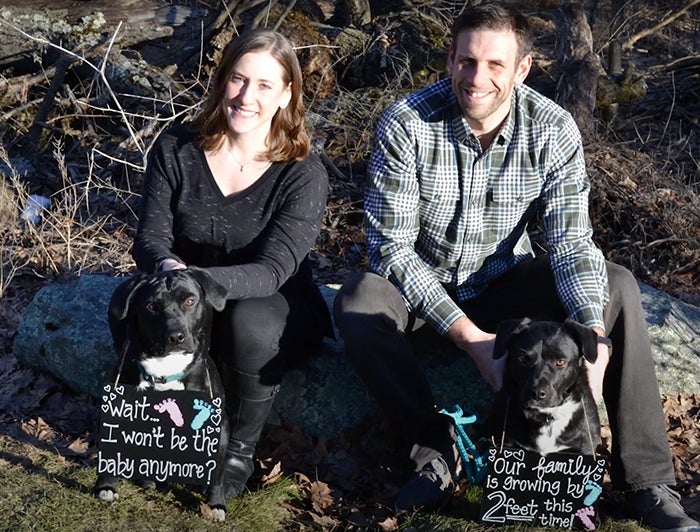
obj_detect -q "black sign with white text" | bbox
[480,448,606,530]
[97,384,224,486]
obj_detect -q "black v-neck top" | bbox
[133,124,329,301]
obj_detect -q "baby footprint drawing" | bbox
[583,480,603,506]
[191,399,215,430]
[153,398,184,427]
[575,506,597,531]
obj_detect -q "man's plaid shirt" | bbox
[365,78,609,335]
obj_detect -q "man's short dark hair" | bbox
[451,3,533,60]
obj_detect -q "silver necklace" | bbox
[229,150,258,172]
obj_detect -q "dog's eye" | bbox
[555,359,567,367]
[183,297,196,308]
[516,354,528,365]
[145,302,156,313]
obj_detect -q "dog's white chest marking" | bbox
[138,351,194,392]
[533,399,579,455]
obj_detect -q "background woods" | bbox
[0,0,698,299]
[0,0,698,529]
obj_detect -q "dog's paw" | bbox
[94,488,119,502]
[200,502,226,522]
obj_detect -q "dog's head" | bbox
[109,268,227,359]
[493,318,598,412]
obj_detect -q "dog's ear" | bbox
[493,317,532,359]
[109,275,148,321]
[187,267,228,312]
[562,319,598,363]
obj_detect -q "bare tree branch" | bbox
[623,0,700,50]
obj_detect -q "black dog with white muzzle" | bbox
[93,268,230,521]
[490,318,602,456]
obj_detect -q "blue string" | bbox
[440,404,489,485]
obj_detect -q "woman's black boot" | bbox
[223,372,278,498]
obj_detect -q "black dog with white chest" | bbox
[490,318,601,456]
[93,268,230,521]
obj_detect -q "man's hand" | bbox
[446,316,502,392]
[585,327,610,404]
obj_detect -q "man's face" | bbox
[447,28,531,134]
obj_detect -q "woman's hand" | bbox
[158,258,187,272]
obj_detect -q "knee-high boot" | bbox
[224,369,279,499]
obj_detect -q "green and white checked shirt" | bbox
[365,78,609,335]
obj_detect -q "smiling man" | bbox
[333,3,699,531]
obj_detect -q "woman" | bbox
[132,28,332,499]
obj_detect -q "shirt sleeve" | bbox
[365,106,465,334]
[133,131,183,273]
[541,116,609,330]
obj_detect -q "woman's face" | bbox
[222,50,292,140]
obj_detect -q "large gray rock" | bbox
[14,275,123,398]
[13,275,700,438]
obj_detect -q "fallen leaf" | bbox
[309,480,333,512]
[378,516,399,531]
[66,438,89,455]
[260,460,283,486]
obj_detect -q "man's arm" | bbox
[541,115,609,330]
[366,106,509,390]
[365,106,465,335]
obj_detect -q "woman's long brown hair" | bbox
[196,29,311,161]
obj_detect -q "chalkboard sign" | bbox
[480,448,606,530]
[97,384,224,486]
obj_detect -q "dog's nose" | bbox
[532,389,547,401]
[168,331,186,345]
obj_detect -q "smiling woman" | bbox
[130,28,333,504]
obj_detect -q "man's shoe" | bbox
[626,484,700,532]
[394,455,454,513]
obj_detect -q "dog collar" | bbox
[138,365,185,385]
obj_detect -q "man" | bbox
[333,3,699,531]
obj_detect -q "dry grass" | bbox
[0,434,300,532]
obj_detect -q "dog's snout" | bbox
[532,388,547,401]
[167,330,186,345]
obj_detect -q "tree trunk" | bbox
[553,3,600,138]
